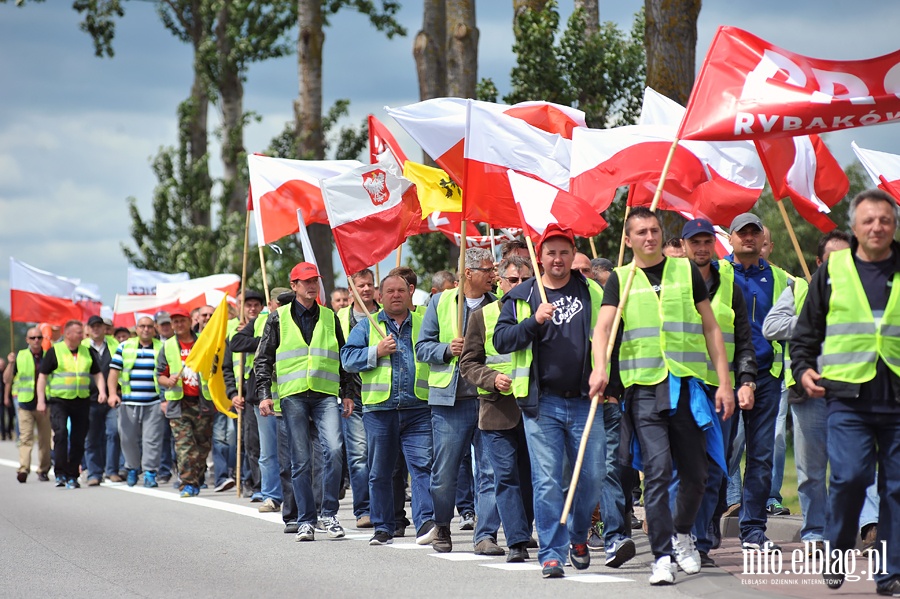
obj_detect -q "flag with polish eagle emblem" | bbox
[320,162,422,275]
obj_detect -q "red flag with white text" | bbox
[678,26,900,142]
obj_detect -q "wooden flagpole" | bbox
[395,246,403,269]
[234,209,251,497]
[776,200,812,282]
[457,220,467,335]
[617,189,635,266]
[561,139,681,524]
[589,237,598,259]
[524,236,548,304]
[489,227,497,260]
[257,246,271,302]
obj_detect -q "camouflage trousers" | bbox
[169,398,213,488]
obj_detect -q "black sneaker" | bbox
[507,542,529,563]
[37,472,50,482]
[284,522,299,534]
[369,530,393,546]
[587,523,604,551]
[604,538,636,568]
[766,501,790,516]
[55,476,66,488]
[699,551,717,568]
[416,520,437,545]
[876,579,900,596]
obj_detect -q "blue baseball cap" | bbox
[681,218,716,240]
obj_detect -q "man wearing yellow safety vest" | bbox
[336,269,378,530]
[459,255,535,563]
[107,316,165,488]
[157,307,213,498]
[763,230,852,557]
[493,225,611,579]
[3,327,51,483]
[341,274,436,546]
[591,208,734,585]
[255,262,354,543]
[722,212,794,553]
[36,319,106,489]
[83,314,123,486]
[680,218,758,568]
[791,189,900,595]
[416,247,502,556]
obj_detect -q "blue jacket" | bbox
[414,289,495,406]
[340,310,423,412]
[725,256,777,372]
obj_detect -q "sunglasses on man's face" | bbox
[502,276,531,285]
[27,336,42,340]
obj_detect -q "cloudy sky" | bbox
[1,0,899,313]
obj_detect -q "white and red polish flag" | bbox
[10,258,84,325]
[247,154,363,246]
[112,274,240,328]
[126,267,190,295]
[755,135,848,232]
[420,211,518,249]
[385,98,585,185]
[508,171,607,241]
[678,26,900,142]
[368,115,409,171]
[851,142,900,201]
[321,162,422,275]
[635,88,765,226]
[463,101,575,228]
[678,211,734,259]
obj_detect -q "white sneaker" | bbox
[295,523,315,542]
[322,516,346,539]
[649,555,677,585]
[672,532,701,575]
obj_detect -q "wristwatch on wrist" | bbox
[742,381,757,391]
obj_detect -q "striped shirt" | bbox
[110,343,160,405]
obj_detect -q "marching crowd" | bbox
[3,188,900,594]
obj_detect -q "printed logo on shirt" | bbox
[551,295,583,325]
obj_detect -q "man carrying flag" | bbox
[157,307,213,498]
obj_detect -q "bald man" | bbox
[4,328,51,482]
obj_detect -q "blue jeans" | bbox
[430,399,500,543]
[277,415,297,524]
[861,473,880,530]
[768,382,789,506]
[733,370,780,544]
[726,419,744,506]
[255,405,282,503]
[456,445,475,515]
[281,395,344,525]
[212,411,236,486]
[342,399,370,518]
[791,397,827,540]
[483,423,533,547]
[85,402,122,479]
[523,393,605,565]
[364,407,434,534]
[827,408,900,586]
[600,402,629,550]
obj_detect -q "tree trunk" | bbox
[644,0,700,106]
[445,0,478,99]
[414,0,447,103]
[216,0,246,216]
[187,0,211,229]
[574,0,599,36]
[295,0,334,294]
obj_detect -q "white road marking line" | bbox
[388,543,431,550]
[430,553,496,561]
[565,573,635,583]
[481,563,543,571]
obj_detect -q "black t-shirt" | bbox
[602,257,708,307]
[537,276,590,394]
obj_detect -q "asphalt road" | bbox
[0,439,782,599]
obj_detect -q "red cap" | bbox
[536,223,575,254]
[168,307,191,320]
[289,262,320,282]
